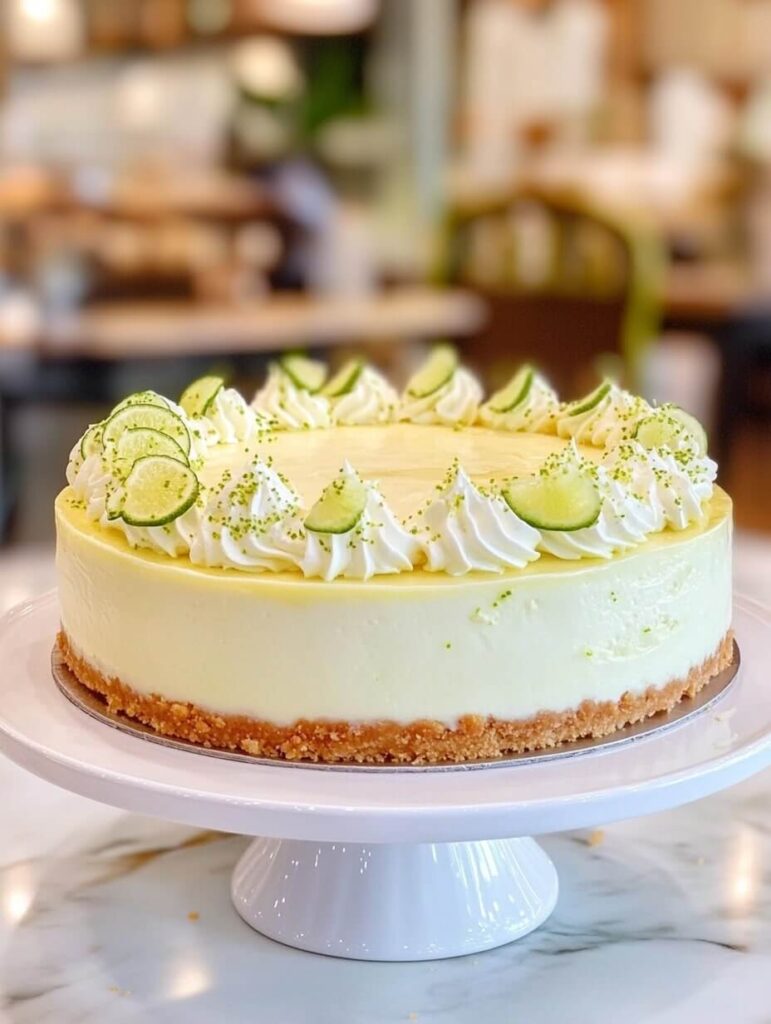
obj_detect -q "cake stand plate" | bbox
[0,592,769,962]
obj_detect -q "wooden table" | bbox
[36,288,486,360]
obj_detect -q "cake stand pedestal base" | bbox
[231,836,559,961]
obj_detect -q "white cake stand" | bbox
[0,592,769,962]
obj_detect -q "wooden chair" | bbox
[436,186,666,396]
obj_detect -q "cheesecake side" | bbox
[55,488,733,761]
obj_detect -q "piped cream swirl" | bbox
[330,367,399,426]
[479,373,558,433]
[556,382,650,449]
[300,463,419,581]
[189,456,303,571]
[400,368,482,427]
[407,464,540,574]
[603,441,716,532]
[118,509,199,557]
[252,364,330,430]
[66,444,113,521]
[197,387,264,445]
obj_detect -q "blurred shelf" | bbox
[450,148,734,230]
[0,172,273,223]
[33,288,487,361]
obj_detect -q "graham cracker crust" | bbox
[56,629,734,765]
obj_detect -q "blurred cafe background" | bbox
[1,0,771,551]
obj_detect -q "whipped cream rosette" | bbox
[400,345,482,427]
[479,366,558,433]
[325,361,399,426]
[300,462,419,580]
[556,380,650,449]
[407,462,540,574]
[252,362,331,430]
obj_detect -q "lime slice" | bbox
[113,427,189,478]
[487,366,534,413]
[113,390,170,413]
[671,408,708,455]
[323,359,364,397]
[563,380,611,418]
[79,423,104,459]
[503,465,601,531]
[405,344,458,399]
[635,408,707,456]
[279,354,327,393]
[305,468,367,534]
[115,455,199,527]
[102,403,191,457]
[179,375,225,418]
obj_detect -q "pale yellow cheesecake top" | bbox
[63,356,720,582]
[210,424,586,519]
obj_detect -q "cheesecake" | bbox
[55,350,733,763]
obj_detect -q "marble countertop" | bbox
[0,538,769,1023]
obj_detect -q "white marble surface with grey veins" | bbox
[0,538,768,1023]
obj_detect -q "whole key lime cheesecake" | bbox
[55,348,733,763]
